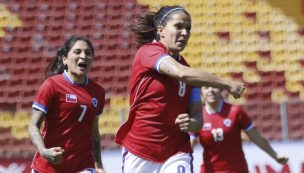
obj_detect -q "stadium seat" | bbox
[1,0,304,154]
[0,112,13,128]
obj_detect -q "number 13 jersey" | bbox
[195,101,253,173]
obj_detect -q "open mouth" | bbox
[77,62,88,69]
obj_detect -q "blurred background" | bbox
[0,0,303,172]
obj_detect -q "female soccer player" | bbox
[115,6,245,173]
[28,35,106,173]
[191,86,289,173]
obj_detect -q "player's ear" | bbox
[157,26,165,39]
[62,55,67,66]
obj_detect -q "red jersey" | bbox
[115,42,194,162]
[196,101,253,173]
[31,72,105,173]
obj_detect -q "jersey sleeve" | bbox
[32,79,56,113]
[189,88,201,103]
[237,107,253,131]
[140,43,171,73]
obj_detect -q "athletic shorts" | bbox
[121,147,193,173]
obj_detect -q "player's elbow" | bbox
[176,67,192,81]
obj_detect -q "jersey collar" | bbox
[63,70,88,86]
[205,100,224,115]
[152,40,181,61]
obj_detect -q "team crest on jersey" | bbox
[202,123,212,130]
[223,118,232,127]
[66,94,77,103]
[92,97,98,107]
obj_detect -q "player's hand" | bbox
[40,147,64,164]
[228,82,245,99]
[94,162,105,173]
[275,154,289,165]
[175,113,191,132]
[96,168,106,173]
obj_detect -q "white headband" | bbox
[158,7,185,25]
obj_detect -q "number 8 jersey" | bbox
[31,71,105,173]
[115,42,194,162]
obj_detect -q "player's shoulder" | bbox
[224,102,243,112]
[88,79,105,92]
[143,41,165,48]
[138,41,166,53]
[42,74,62,86]
[228,103,245,115]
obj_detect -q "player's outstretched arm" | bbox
[158,57,245,98]
[244,127,289,165]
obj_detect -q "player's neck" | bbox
[64,70,87,85]
[205,100,223,114]
[170,53,179,60]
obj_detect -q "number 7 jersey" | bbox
[31,72,105,173]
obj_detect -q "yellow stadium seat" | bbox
[271,88,288,103]
[99,108,124,135]
[13,111,30,127]
[110,96,129,109]
[285,81,303,92]
[0,112,14,128]
[243,70,261,83]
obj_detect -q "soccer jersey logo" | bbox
[202,123,212,130]
[92,98,98,107]
[66,94,77,103]
[223,118,232,127]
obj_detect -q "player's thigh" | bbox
[160,153,193,173]
[122,148,161,173]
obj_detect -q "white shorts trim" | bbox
[79,168,96,173]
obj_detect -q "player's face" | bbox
[63,40,93,83]
[201,87,222,104]
[158,12,191,56]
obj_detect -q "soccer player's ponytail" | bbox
[129,12,158,46]
[45,48,67,79]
